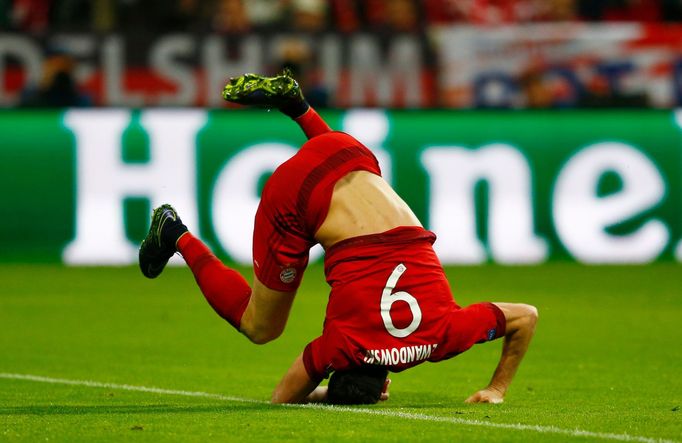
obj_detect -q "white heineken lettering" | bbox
[670,111,682,263]
[342,110,393,183]
[422,144,547,264]
[63,109,205,264]
[211,143,326,264]
[211,143,295,264]
[364,344,438,366]
[30,109,678,266]
[553,142,668,263]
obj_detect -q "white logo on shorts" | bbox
[280,267,297,284]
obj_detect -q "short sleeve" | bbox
[302,326,359,383]
[302,337,329,384]
[436,302,506,360]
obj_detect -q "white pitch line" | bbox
[0,373,261,404]
[0,372,677,443]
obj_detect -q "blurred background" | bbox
[0,0,681,266]
[3,0,682,109]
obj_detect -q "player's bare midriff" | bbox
[314,170,422,249]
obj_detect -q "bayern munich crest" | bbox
[280,267,297,284]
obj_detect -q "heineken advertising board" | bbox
[0,109,680,265]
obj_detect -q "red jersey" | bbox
[302,226,506,382]
[252,131,381,291]
[251,130,505,382]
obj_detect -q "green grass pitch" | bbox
[1,263,680,442]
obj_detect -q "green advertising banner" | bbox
[0,109,680,264]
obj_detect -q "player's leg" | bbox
[235,202,300,344]
[176,232,251,330]
[139,205,251,330]
[239,278,296,344]
[292,107,332,140]
[222,70,331,139]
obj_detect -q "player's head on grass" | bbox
[327,365,388,405]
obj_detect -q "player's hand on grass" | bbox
[464,387,504,404]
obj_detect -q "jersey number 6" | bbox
[381,263,422,338]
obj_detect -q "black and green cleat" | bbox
[221,70,305,109]
[139,204,187,279]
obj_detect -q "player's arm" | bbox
[466,302,538,404]
[239,277,296,345]
[271,352,320,404]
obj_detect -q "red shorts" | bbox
[252,131,381,291]
[302,226,506,382]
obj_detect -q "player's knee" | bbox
[243,325,283,345]
[245,330,275,345]
[239,315,283,344]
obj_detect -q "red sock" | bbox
[295,107,332,139]
[177,233,251,330]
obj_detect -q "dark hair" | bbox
[326,365,388,405]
